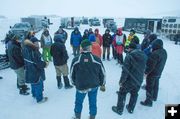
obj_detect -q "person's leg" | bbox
[153,78,160,101]
[88,88,98,118]
[55,66,63,89]
[47,48,52,61]
[116,88,127,112]
[102,47,106,60]
[73,46,76,57]
[120,54,123,64]
[42,48,47,61]
[74,90,86,118]
[77,46,80,56]
[61,64,73,88]
[127,89,139,113]
[34,79,43,102]
[107,47,110,60]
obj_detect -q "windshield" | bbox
[13,23,30,28]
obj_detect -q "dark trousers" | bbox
[73,46,80,57]
[146,77,160,102]
[112,45,117,59]
[117,86,139,112]
[103,47,110,60]
[117,54,123,64]
[74,88,98,117]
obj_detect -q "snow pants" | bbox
[73,46,80,57]
[146,76,160,102]
[117,86,139,112]
[31,79,44,102]
[74,87,98,117]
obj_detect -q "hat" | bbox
[152,39,163,50]
[129,42,137,49]
[149,34,157,42]
[54,34,64,43]
[143,29,151,35]
[81,39,92,49]
[130,29,136,34]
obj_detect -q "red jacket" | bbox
[113,28,125,54]
[95,29,103,47]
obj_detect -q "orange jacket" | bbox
[91,42,102,58]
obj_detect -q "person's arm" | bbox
[145,53,158,75]
[99,60,106,86]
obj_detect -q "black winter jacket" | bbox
[102,33,113,47]
[120,49,147,89]
[50,41,69,66]
[145,48,167,78]
[8,41,24,69]
[70,52,106,90]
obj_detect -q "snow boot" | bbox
[19,85,30,95]
[73,113,81,119]
[140,100,152,107]
[112,106,123,115]
[89,115,95,119]
[63,76,73,89]
[57,76,63,89]
[126,104,133,114]
[0,76,3,79]
[37,97,48,104]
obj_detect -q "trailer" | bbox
[123,18,162,34]
[21,17,43,32]
[161,16,180,40]
[60,17,80,29]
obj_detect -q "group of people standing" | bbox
[4,25,167,119]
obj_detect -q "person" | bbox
[141,30,151,51]
[113,28,126,65]
[23,31,49,103]
[40,28,53,61]
[94,28,103,47]
[88,28,94,36]
[70,27,82,57]
[7,35,29,95]
[125,29,136,48]
[131,35,141,49]
[70,39,106,119]
[82,29,89,41]
[112,42,147,115]
[0,76,2,79]
[102,29,113,61]
[143,34,157,56]
[50,34,73,89]
[141,39,167,107]
[54,26,68,43]
[89,34,102,58]
[174,33,180,45]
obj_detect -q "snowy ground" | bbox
[0,18,180,119]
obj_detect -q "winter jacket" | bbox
[23,39,46,84]
[8,40,24,69]
[50,40,69,66]
[82,29,89,41]
[91,42,102,58]
[95,29,103,47]
[119,49,147,89]
[102,33,113,47]
[70,30,82,47]
[141,38,150,51]
[70,52,106,90]
[145,40,167,78]
[40,34,53,48]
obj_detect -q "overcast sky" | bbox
[0,0,180,18]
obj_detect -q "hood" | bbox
[117,28,122,35]
[152,39,163,50]
[95,28,99,34]
[54,34,64,43]
[84,29,89,35]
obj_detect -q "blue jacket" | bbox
[70,31,82,47]
[23,39,46,84]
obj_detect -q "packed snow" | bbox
[0,18,180,119]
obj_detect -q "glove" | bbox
[100,85,106,92]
